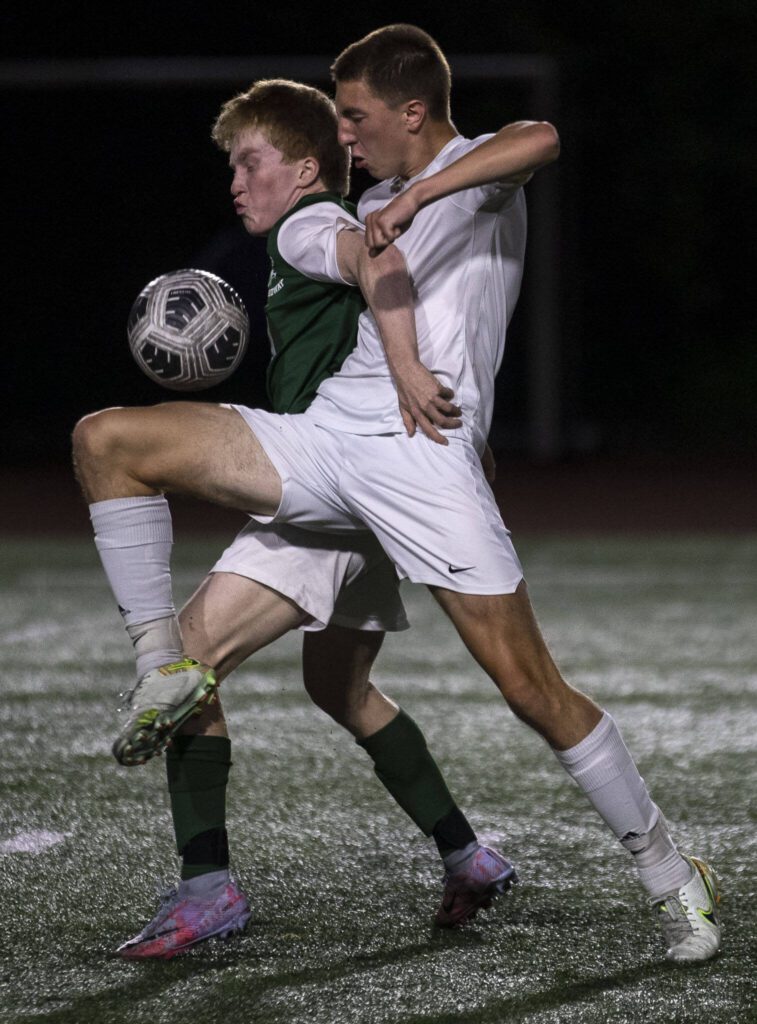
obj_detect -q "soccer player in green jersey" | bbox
[86,80,513,959]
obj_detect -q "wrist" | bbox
[386,352,421,374]
[407,179,433,211]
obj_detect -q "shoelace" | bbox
[116,671,159,713]
[139,885,182,935]
[115,687,136,714]
[656,896,696,945]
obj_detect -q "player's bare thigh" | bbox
[177,570,308,737]
[430,581,601,747]
[72,402,281,513]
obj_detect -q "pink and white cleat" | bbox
[435,844,518,928]
[117,876,250,959]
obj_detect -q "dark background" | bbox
[2,2,754,474]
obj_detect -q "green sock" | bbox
[357,709,458,837]
[166,734,232,880]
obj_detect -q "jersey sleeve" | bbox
[277,203,363,285]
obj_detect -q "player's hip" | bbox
[230,407,522,594]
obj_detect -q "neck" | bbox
[402,121,457,179]
[283,181,328,216]
[298,182,328,201]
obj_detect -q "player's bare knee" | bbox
[495,666,568,730]
[72,408,126,466]
[303,668,371,727]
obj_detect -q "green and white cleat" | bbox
[652,855,721,962]
[112,658,218,767]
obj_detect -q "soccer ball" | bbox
[127,269,249,390]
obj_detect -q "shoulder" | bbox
[277,200,362,286]
[279,200,361,243]
[448,134,527,214]
[445,133,492,158]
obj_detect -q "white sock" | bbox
[90,495,182,674]
[178,868,230,900]
[553,712,690,897]
[127,616,183,679]
[442,840,480,874]
[620,816,693,899]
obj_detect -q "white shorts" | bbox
[212,520,408,633]
[233,406,524,594]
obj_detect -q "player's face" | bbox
[335,79,411,181]
[229,129,304,235]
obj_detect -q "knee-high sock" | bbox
[90,495,182,675]
[553,711,691,897]
[166,734,232,881]
[358,709,476,856]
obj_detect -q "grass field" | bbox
[1,535,755,1024]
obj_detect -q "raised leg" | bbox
[73,401,281,511]
[72,402,285,763]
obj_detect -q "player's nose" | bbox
[337,121,356,147]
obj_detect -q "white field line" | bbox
[0,830,71,855]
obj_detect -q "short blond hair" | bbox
[212,79,349,194]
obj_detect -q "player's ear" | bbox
[299,156,320,187]
[402,99,427,134]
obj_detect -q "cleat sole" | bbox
[112,668,219,767]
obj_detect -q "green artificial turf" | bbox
[1,536,755,1024]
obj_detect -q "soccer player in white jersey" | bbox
[72,27,721,963]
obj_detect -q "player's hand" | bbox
[394,361,462,445]
[365,188,422,256]
[481,443,496,482]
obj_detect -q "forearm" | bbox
[410,121,559,210]
[336,228,460,441]
[355,244,420,374]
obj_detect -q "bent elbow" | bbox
[538,122,560,164]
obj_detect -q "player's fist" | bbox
[365,187,422,256]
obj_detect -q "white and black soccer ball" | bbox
[127,268,249,390]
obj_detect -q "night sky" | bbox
[2,2,753,464]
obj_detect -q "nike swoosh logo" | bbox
[448,565,475,574]
[697,872,718,925]
[147,925,180,940]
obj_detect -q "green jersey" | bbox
[265,193,365,414]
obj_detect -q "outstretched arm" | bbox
[336,228,461,445]
[365,121,560,254]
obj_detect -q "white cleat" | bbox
[652,856,721,962]
[112,658,218,767]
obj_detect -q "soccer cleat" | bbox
[435,845,518,928]
[652,855,721,962]
[112,658,218,766]
[117,879,251,959]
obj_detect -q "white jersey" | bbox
[304,134,528,454]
